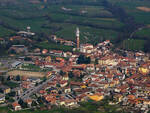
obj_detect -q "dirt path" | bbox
[137,6,150,12]
[7,70,45,78]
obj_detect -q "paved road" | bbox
[18,75,55,101]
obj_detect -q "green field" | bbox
[0,100,127,113]
[36,41,73,52]
[0,0,123,43]
[122,39,146,51]
[134,27,150,38]
[0,0,150,52]
[108,0,150,24]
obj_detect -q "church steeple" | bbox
[76,27,80,49]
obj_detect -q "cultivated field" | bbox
[0,0,123,43]
[0,0,150,51]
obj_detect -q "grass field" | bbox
[0,0,150,51]
[108,0,150,24]
[134,27,150,38]
[122,39,146,51]
[36,41,73,52]
[0,100,127,113]
[0,0,123,43]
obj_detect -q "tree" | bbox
[56,84,60,87]
[95,58,98,65]
[16,75,21,81]
[144,39,150,53]
[8,91,16,97]
[37,97,43,103]
[9,49,16,54]
[31,100,37,106]
[77,54,91,64]
[68,71,74,78]
[43,76,47,82]
[7,76,11,81]
[0,76,5,83]
[24,57,32,61]
[58,90,62,94]
[18,99,27,108]
[59,70,66,76]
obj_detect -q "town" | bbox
[0,27,149,113]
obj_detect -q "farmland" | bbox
[0,0,123,43]
[0,0,150,51]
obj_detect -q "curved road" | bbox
[130,25,150,38]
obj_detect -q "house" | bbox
[76,93,87,102]
[50,50,63,56]
[62,74,69,80]
[59,98,65,106]
[24,99,32,107]
[42,49,48,54]
[80,44,93,53]
[14,87,23,96]
[0,85,11,94]
[21,81,31,89]
[63,52,72,57]
[64,40,74,46]
[64,87,71,93]
[9,45,28,54]
[34,48,41,53]
[11,61,22,68]
[64,99,77,107]
[98,56,118,66]
[143,100,150,106]
[0,94,5,103]
[60,80,68,87]
[114,94,123,102]
[46,71,52,78]
[12,102,21,111]
[0,38,5,44]
[86,64,95,71]
[44,95,56,104]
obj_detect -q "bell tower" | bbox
[76,27,80,49]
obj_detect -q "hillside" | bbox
[0,0,150,51]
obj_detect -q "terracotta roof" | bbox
[12,102,20,107]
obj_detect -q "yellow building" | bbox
[88,94,104,101]
[80,85,87,89]
[0,86,11,94]
[139,67,149,75]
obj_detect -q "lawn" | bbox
[21,64,40,71]
[4,81,19,89]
